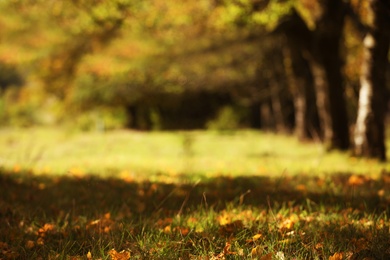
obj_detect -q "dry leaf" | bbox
[275,251,285,260]
[174,226,190,236]
[37,237,44,245]
[348,175,365,186]
[378,189,385,197]
[164,225,171,234]
[109,249,131,260]
[25,240,35,249]
[260,252,273,260]
[252,234,262,241]
[250,245,263,258]
[296,184,307,193]
[329,252,343,260]
[86,251,92,260]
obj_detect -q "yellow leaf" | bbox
[87,251,92,260]
[252,234,262,241]
[251,246,263,258]
[217,212,231,226]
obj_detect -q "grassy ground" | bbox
[1,128,390,259]
[0,127,388,178]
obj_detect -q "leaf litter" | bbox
[1,169,390,259]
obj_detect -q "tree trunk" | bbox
[283,45,317,140]
[310,0,350,150]
[278,5,349,148]
[354,0,389,161]
[260,101,274,130]
[270,79,287,133]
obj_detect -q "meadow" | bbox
[1,128,390,259]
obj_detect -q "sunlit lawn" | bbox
[0,127,388,180]
[1,127,390,259]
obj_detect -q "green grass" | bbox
[0,127,390,259]
[0,127,388,179]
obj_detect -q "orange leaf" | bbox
[175,226,190,236]
[348,175,365,186]
[164,225,171,234]
[296,184,307,193]
[25,240,35,249]
[109,249,131,260]
[329,252,343,260]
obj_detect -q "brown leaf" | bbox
[260,252,273,260]
[219,220,244,235]
[25,240,35,249]
[174,226,190,236]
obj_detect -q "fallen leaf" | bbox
[378,189,385,197]
[250,245,263,258]
[38,223,55,236]
[275,251,285,260]
[25,240,35,249]
[37,237,44,245]
[219,220,244,235]
[247,233,263,244]
[86,251,92,259]
[348,175,365,186]
[296,184,307,193]
[223,242,233,255]
[252,234,262,241]
[329,252,343,260]
[174,226,190,236]
[109,249,131,260]
[164,225,171,234]
[260,252,273,260]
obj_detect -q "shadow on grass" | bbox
[1,169,389,219]
[1,169,390,259]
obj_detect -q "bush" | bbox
[0,89,39,127]
[69,108,127,132]
[206,106,241,131]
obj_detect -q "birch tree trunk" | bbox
[354,0,390,161]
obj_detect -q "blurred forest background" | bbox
[0,0,389,160]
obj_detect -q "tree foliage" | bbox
[0,0,388,158]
